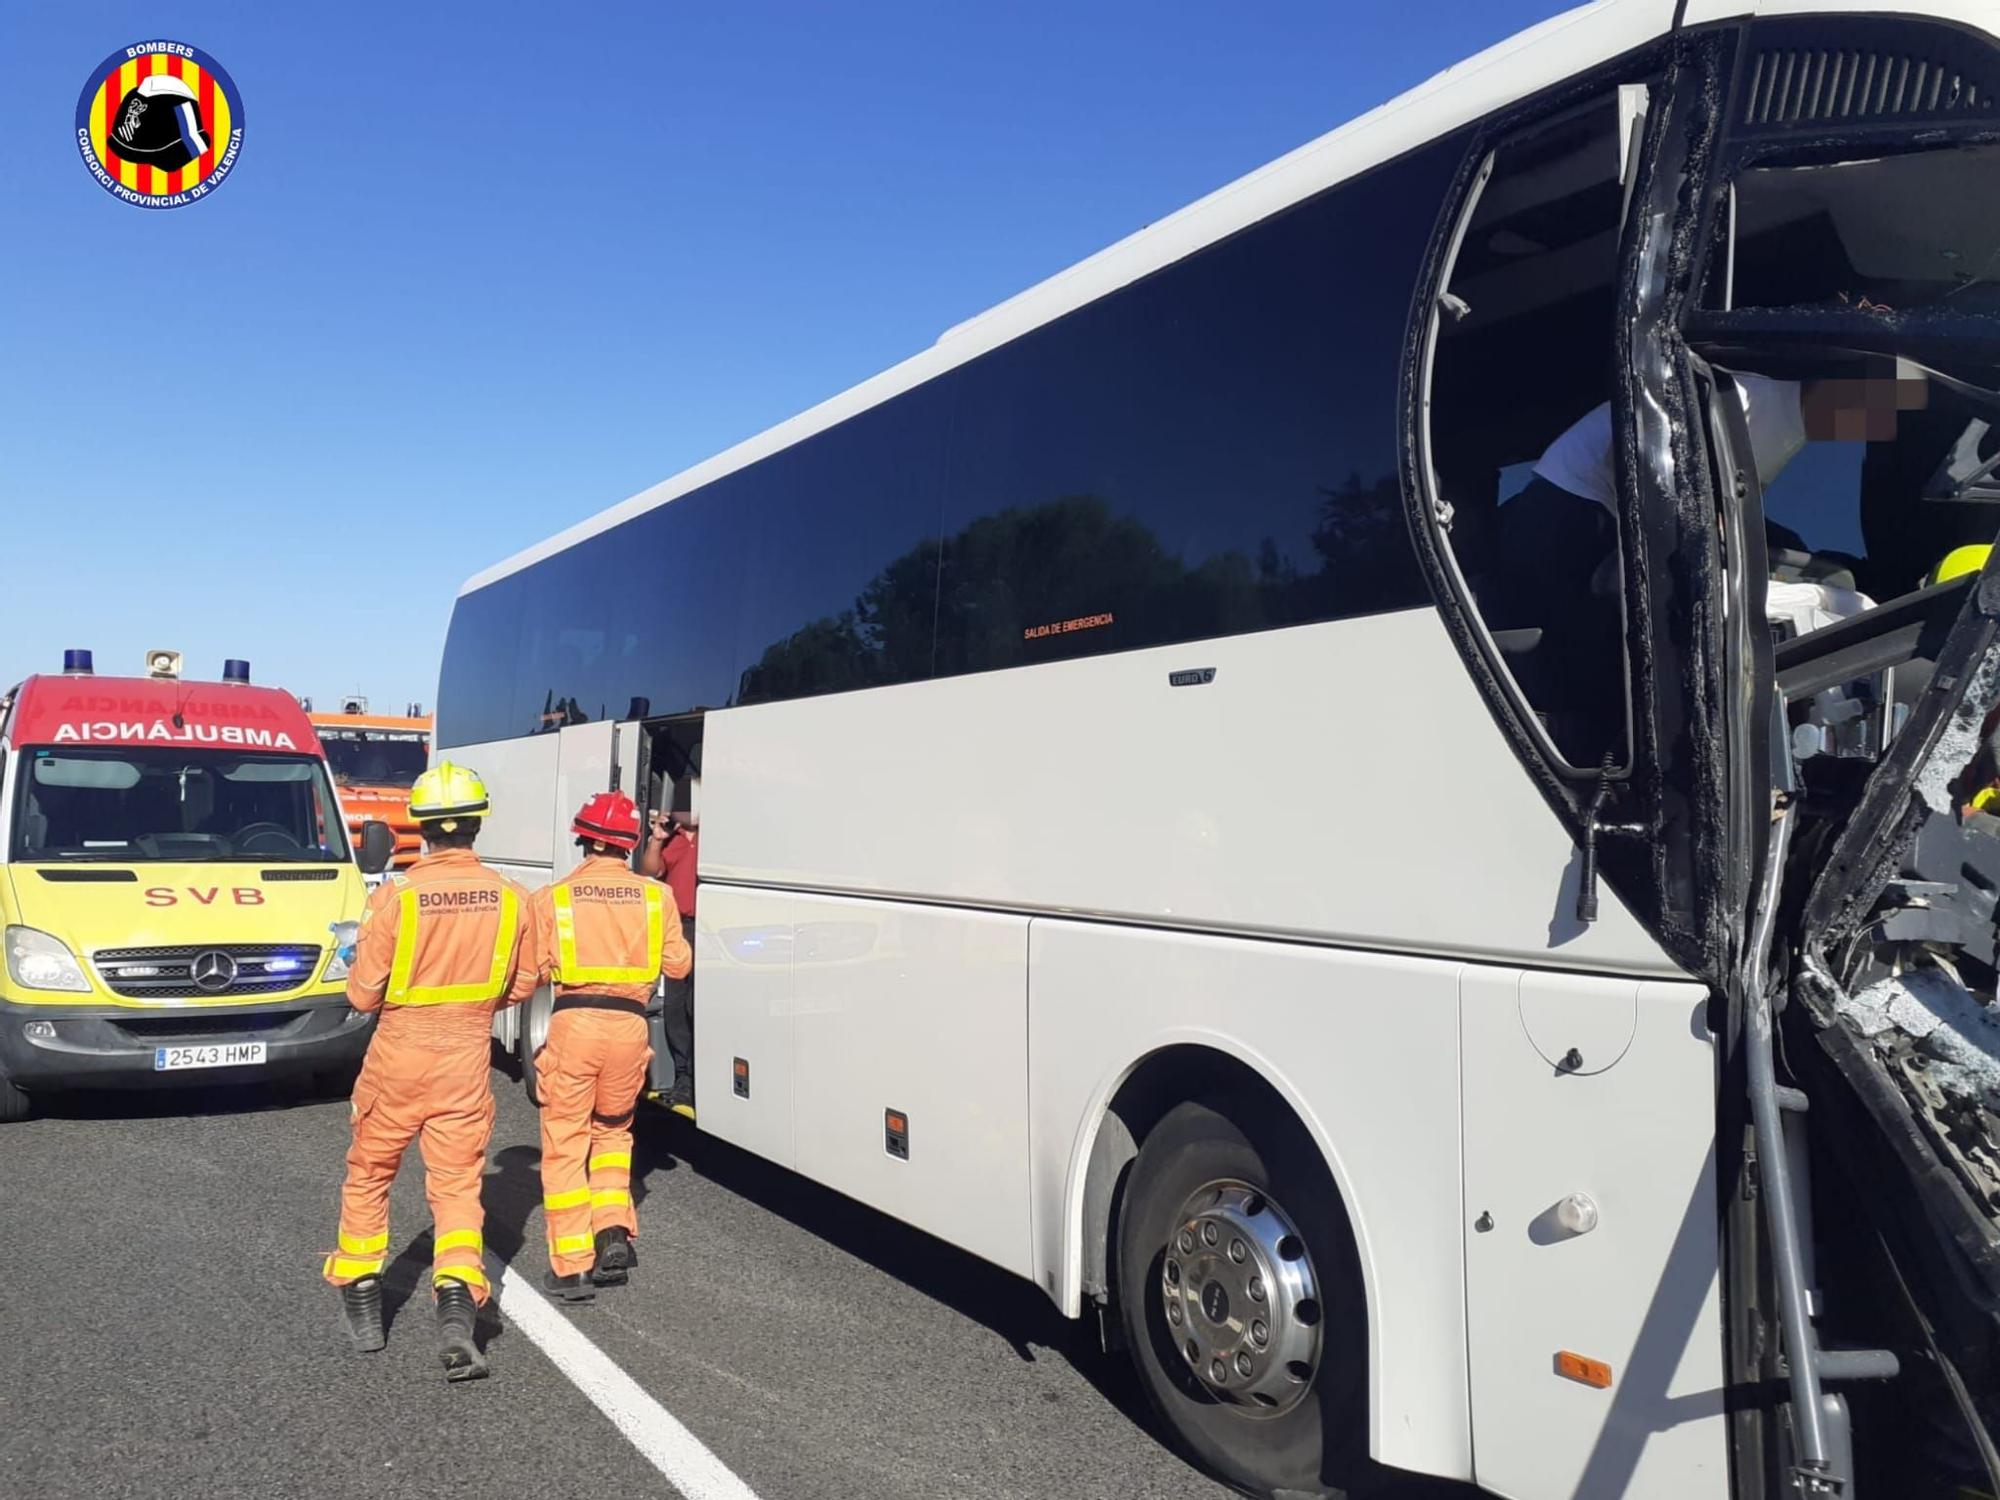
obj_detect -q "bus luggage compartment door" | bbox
[1460,967,1727,1500]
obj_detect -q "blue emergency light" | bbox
[222,659,251,684]
[62,649,93,676]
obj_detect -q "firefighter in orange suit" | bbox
[322,762,534,1381]
[527,791,692,1299]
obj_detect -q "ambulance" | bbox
[0,651,396,1121]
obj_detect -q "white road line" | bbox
[489,1257,762,1500]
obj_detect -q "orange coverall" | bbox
[527,855,692,1276]
[323,848,535,1303]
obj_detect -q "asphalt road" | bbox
[0,1060,1479,1500]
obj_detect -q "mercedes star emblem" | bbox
[190,950,238,993]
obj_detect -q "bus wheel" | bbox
[0,1064,31,1123]
[521,989,553,1107]
[1115,1098,1361,1499]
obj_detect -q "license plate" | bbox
[153,1042,268,1071]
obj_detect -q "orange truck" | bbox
[306,700,430,870]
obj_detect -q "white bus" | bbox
[437,3,2000,1495]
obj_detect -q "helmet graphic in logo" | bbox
[109,76,210,174]
[75,42,245,210]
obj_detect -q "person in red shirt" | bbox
[641,774,698,1119]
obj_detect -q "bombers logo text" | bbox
[417,889,503,912]
[75,41,244,209]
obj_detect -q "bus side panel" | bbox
[700,612,1678,978]
[694,884,798,1169]
[1461,970,1726,1500]
[550,721,615,882]
[444,732,558,874]
[1027,919,1472,1482]
[789,892,1033,1279]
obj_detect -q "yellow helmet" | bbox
[407,760,490,829]
[1930,544,1992,587]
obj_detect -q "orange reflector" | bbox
[1556,1351,1614,1389]
[886,1111,908,1134]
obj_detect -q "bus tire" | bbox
[0,1064,32,1123]
[521,988,553,1107]
[1115,1097,1362,1500]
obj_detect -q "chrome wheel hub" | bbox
[1160,1179,1322,1416]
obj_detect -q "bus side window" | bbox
[1426,93,1643,770]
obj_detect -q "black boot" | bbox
[339,1276,385,1353]
[591,1227,635,1287]
[434,1281,489,1382]
[541,1267,597,1303]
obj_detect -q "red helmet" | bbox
[572,791,641,851]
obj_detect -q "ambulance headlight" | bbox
[324,920,360,982]
[5,927,92,993]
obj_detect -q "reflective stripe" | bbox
[434,1229,483,1256]
[433,1265,488,1290]
[544,1186,592,1212]
[552,882,664,986]
[385,885,520,1006]
[588,1152,632,1173]
[324,1254,385,1279]
[591,1189,632,1209]
[338,1228,389,1255]
[553,1232,595,1256]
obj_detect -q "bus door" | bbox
[633,714,704,1100]
[633,714,704,842]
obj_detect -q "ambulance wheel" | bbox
[1115,1098,1363,1500]
[0,1064,32,1123]
[521,988,553,1106]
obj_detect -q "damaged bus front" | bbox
[1414,7,2000,1492]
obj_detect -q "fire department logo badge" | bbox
[75,41,244,209]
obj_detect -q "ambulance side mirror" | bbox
[356,821,397,877]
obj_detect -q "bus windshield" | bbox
[319,730,428,789]
[11,748,353,863]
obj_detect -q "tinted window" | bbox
[731,383,949,704]
[437,137,1462,748]
[437,578,525,742]
[934,146,1451,674]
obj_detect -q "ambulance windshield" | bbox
[12,748,353,863]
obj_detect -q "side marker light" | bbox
[1556,1351,1613,1389]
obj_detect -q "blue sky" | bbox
[0,0,1565,710]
